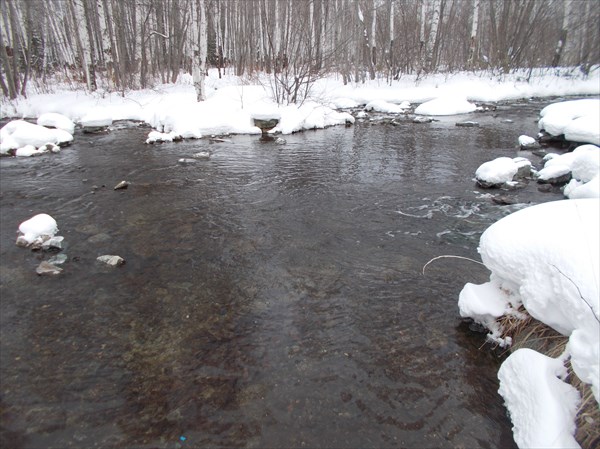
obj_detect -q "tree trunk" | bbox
[552,0,572,67]
[467,0,479,68]
[193,0,207,102]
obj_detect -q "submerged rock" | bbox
[48,254,68,265]
[36,261,62,276]
[456,121,479,127]
[97,255,125,267]
[412,116,435,123]
[192,151,210,159]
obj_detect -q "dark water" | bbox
[0,101,565,449]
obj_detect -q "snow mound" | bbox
[146,131,181,144]
[460,199,599,397]
[15,144,59,157]
[1,120,73,154]
[537,144,599,197]
[539,99,600,145]
[17,213,59,245]
[498,349,580,449]
[364,100,410,114]
[475,156,531,186]
[37,112,76,134]
[518,135,536,146]
[414,96,477,116]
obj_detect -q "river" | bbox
[0,100,565,449]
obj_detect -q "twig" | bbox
[549,264,600,324]
[422,255,485,275]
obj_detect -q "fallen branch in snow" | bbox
[422,254,485,275]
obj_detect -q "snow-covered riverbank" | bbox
[1,67,599,139]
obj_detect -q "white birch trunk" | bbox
[193,0,207,101]
[274,0,280,58]
[425,0,440,70]
[371,0,377,68]
[468,0,480,67]
[555,0,574,66]
[419,0,427,47]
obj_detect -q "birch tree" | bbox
[467,0,480,68]
[192,0,207,101]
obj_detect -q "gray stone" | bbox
[36,261,63,275]
[97,255,125,267]
[114,180,129,190]
[455,121,479,127]
[88,233,111,244]
[48,254,68,265]
[253,118,279,133]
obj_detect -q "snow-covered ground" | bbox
[1,66,599,155]
[2,67,600,448]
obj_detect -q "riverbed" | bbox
[0,101,565,448]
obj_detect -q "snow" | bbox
[518,135,536,146]
[538,98,600,145]
[564,176,599,199]
[37,112,76,134]
[537,144,599,196]
[414,95,477,116]
[0,120,73,154]
[80,109,113,128]
[17,213,59,245]
[459,198,599,448]
[364,99,410,113]
[146,130,180,144]
[475,156,529,185]
[1,67,598,148]
[498,349,581,449]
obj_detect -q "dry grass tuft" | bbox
[571,370,600,449]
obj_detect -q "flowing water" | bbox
[0,101,565,449]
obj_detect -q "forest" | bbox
[1,0,599,102]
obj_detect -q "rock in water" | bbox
[114,181,129,190]
[455,121,479,127]
[97,255,125,267]
[36,261,63,275]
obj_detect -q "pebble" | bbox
[114,181,129,190]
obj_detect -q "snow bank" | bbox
[80,109,113,128]
[498,349,580,449]
[0,120,73,154]
[459,198,599,448]
[539,99,600,145]
[414,95,477,116]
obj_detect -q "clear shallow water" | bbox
[1,102,564,449]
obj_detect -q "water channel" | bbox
[0,100,566,448]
